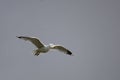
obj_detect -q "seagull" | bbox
[17,36,73,56]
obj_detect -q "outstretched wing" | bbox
[52,45,72,55]
[17,36,44,48]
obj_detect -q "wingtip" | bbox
[67,50,73,56]
[16,36,22,38]
[16,36,20,38]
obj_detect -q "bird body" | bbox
[17,36,72,56]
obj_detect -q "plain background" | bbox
[0,0,120,80]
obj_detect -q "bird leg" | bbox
[35,53,40,56]
[33,50,40,56]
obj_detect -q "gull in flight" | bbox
[17,36,73,56]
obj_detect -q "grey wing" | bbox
[17,36,44,48]
[53,45,72,55]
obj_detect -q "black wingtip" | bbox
[16,36,19,38]
[16,36,22,38]
[67,50,73,56]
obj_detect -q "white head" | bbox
[49,43,55,46]
[49,43,55,47]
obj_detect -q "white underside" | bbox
[33,46,50,56]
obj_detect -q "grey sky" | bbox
[0,0,120,80]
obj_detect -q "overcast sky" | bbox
[0,0,120,80]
